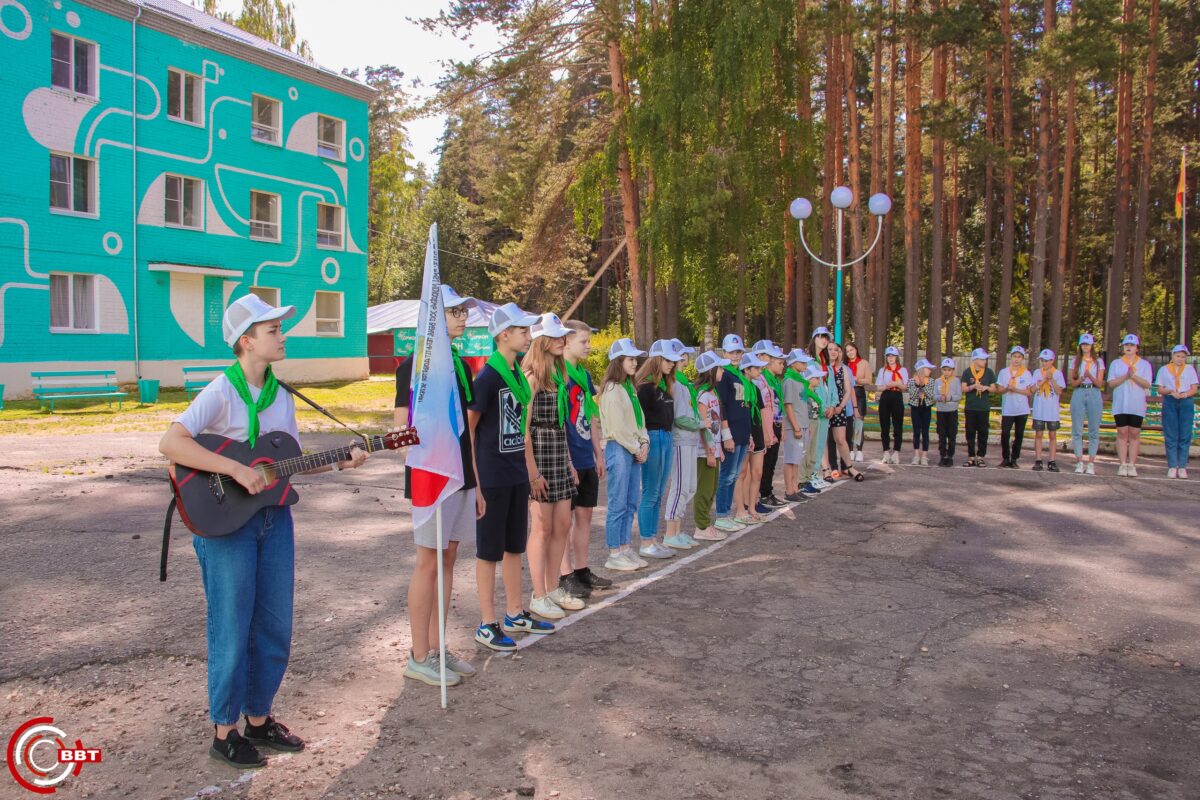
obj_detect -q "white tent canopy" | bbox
[366,298,499,334]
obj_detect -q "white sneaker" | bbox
[530,594,565,620]
[663,533,694,550]
[911,452,921,466]
[1168,468,1178,479]
[605,552,638,571]
[547,587,585,611]
[1180,468,1189,479]
[694,527,727,541]
[1074,461,1085,474]
[684,533,701,547]
[625,548,649,568]
[1117,463,1127,477]
[880,451,891,464]
[639,542,676,559]
[920,454,929,466]
[1128,465,1138,477]
[891,451,901,464]
[714,518,743,532]
[1086,463,1095,475]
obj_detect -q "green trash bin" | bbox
[0,384,5,411]
[138,379,160,404]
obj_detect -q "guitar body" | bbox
[169,432,302,538]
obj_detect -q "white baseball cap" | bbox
[488,302,540,337]
[940,357,955,369]
[971,348,989,361]
[786,348,813,366]
[1172,344,1190,354]
[751,339,785,359]
[695,350,731,373]
[1039,348,1055,361]
[649,338,687,362]
[670,338,697,355]
[531,312,571,340]
[739,353,767,369]
[1010,345,1027,356]
[721,333,745,353]
[914,358,935,372]
[1078,333,1095,346]
[803,363,827,379]
[812,326,831,339]
[608,337,646,360]
[223,293,295,349]
[1121,333,1140,346]
[884,345,900,357]
[441,285,476,310]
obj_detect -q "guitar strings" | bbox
[206,431,412,490]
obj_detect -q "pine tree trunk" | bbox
[981,51,995,350]
[607,34,645,345]
[818,26,841,330]
[1027,0,1054,357]
[795,0,812,342]
[996,0,1016,360]
[844,27,868,349]
[928,18,946,363]
[947,134,959,356]
[1127,0,1159,334]
[870,8,884,358]
[903,0,922,361]
[877,0,899,361]
[1104,0,1136,362]
[1050,44,1075,353]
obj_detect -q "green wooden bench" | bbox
[31,370,128,412]
[183,365,230,399]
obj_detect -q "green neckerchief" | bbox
[784,367,805,384]
[802,381,824,411]
[451,348,472,404]
[225,361,279,446]
[724,365,761,423]
[763,371,784,404]
[674,371,701,417]
[551,366,569,428]
[486,351,531,434]
[564,359,598,421]
[623,378,645,428]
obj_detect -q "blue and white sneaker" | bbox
[502,610,556,636]
[475,622,517,651]
[801,482,820,495]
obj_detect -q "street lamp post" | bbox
[790,188,892,342]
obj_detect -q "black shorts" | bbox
[476,482,530,562]
[751,421,765,453]
[572,467,599,509]
[1113,413,1144,429]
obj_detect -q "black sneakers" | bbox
[1033,460,1044,471]
[1047,461,1060,472]
[210,729,267,769]
[579,567,613,589]
[559,572,592,599]
[242,716,305,752]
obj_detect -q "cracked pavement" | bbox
[1,432,1197,799]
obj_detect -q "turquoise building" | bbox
[0,0,373,397]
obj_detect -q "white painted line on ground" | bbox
[516,480,854,650]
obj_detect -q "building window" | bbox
[249,191,280,241]
[50,153,95,214]
[248,286,280,306]
[315,291,343,336]
[316,204,344,249]
[164,175,203,228]
[251,94,281,144]
[51,32,97,97]
[49,273,96,331]
[167,68,203,124]
[317,115,344,160]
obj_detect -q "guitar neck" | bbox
[272,435,388,479]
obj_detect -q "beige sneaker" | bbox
[693,527,727,541]
[530,594,565,619]
[547,587,585,611]
[919,454,929,466]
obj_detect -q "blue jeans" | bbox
[193,506,294,726]
[637,429,673,540]
[604,441,642,548]
[716,443,749,517]
[1071,386,1103,459]
[1162,395,1195,469]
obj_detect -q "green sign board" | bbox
[394,327,494,357]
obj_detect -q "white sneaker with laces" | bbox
[547,587,585,610]
[530,594,565,620]
[1180,468,1189,479]
[625,548,649,567]
[639,541,676,559]
[1117,463,1128,477]
[605,552,638,571]
[911,452,921,466]
[663,534,694,550]
[694,527,727,541]
[920,454,929,466]
[1128,464,1138,477]
[1086,463,1095,475]
[1168,467,1178,479]
[1074,461,1085,474]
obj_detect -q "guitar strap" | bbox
[160,381,367,582]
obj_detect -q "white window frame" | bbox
[249,190,280,242]
[314,291,344,337]
[50,31,99,99]
[167,68,204,126]
[251,94,282,145]
[316,114,345,161]
[248,286,280,306]
[49,152,98,217]
[316,203,344,250]
[164,174,204,229]
[49,272,99,333]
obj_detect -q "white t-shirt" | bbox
[875,365,909,391]
[1029,367,1066,422]
[176,374,300,443]
[1155,363,1199,395]
[1067,355,1105,388]
[997,366,1035,416]
[1108,356,1154,417]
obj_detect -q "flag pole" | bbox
[436,506,448,709]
